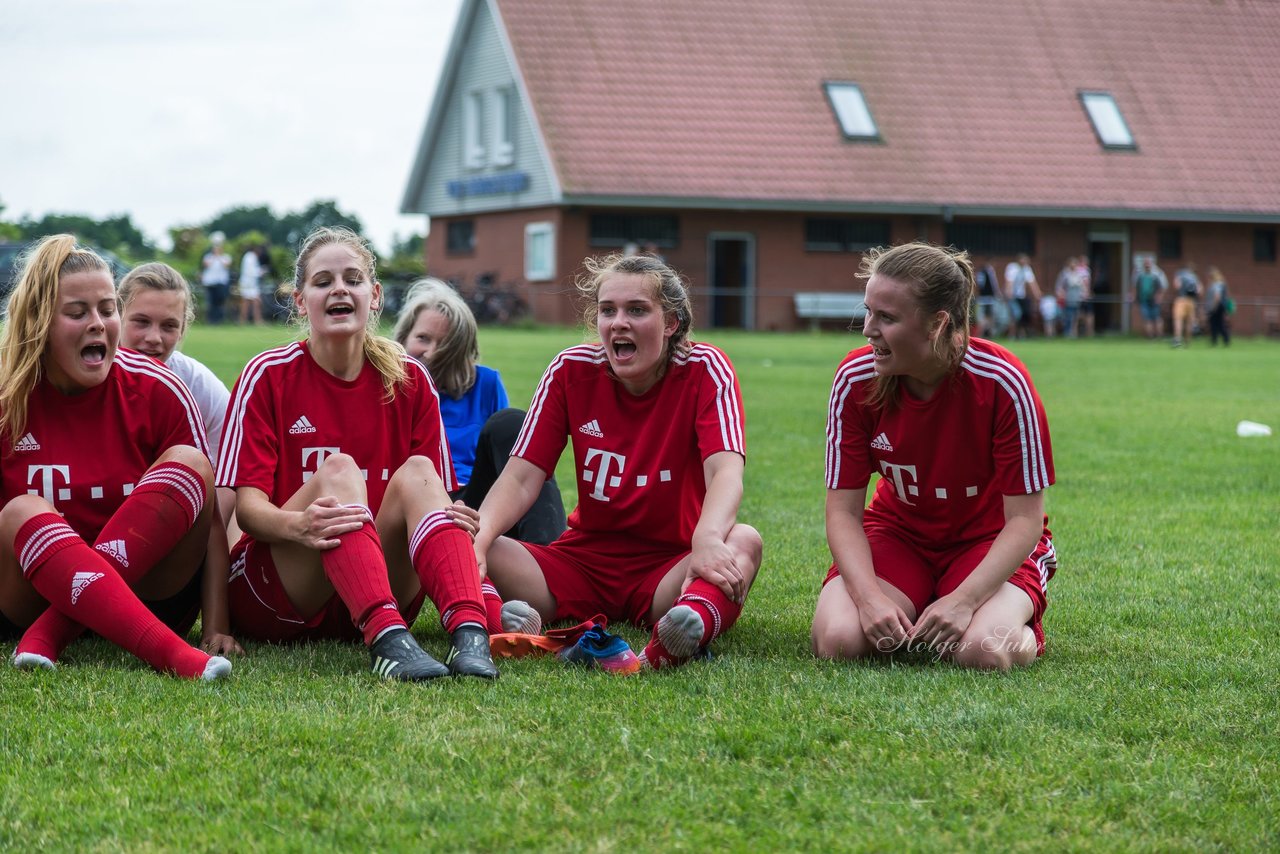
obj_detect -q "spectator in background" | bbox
[1132,257,1166,339]
[1075,256,1095,337]
[1172,262,1202,347]
[392,278,566,545]
[200,232,232,325]
[1055,257,1086,338]
[1004,253,1040,339]
[1205,266,1231,347]
[973,256,1007,337]
[238,244,265,326]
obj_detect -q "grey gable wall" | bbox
[413,0,558,218]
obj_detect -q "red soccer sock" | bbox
[17,462,208,663]
[642,579,743,670]
[14,514,211,678]
[481,581,504,634]
[319,512,405,647]
[410,511,486,634]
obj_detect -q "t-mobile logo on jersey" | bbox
[301,447,341,483]
[582,448,626,502]
[27,464,72,505]
[879,461,919,506]
[879,460,980,506]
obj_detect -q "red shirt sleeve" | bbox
[691,344,746,460]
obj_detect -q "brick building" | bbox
[402,0,1280,333]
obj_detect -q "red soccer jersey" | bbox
[1,350,209,541]
[513,342,745,550]
[826,338,1054,548]
[216,342,453,512]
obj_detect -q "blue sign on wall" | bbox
[447,171,529,198]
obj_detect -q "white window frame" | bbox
[823,82,880,141]
[491,86,515,167]
[1079,91,1136,150]
[524,221,555,282]
[463,91,486,169]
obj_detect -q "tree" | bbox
[205,205,283,245]
[17,212,152,257]
[280,200,364,249]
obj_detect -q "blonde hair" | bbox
[0,235,113,450]
[286,226,407,400]
[118,262,196,334]
[392,278,478,399]
[859,242,975,410]
[576,253,693,362]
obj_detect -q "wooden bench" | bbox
[794,291,866,330]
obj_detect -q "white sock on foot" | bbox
[13,651,56,671]
[656,605,706,659]
[202,656,232,682]
[500,600,543,635]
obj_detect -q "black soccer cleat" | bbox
[445,624,499,680]
[370,627,449,682]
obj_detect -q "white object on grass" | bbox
[1236,420,1273,437]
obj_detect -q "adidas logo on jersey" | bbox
[578,419,604,438]
[71,571,104,605]
[289,415,318,435]
[95,539,130,568]
[870,432,894,452]
[15,433,40,451]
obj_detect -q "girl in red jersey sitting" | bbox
[474,253,763,669]
[216,227,496,682]
[811,242,1057,669]
[0,236,234,679]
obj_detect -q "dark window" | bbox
[1157,227,1182,260]
[804,218,891,252]
[944,222,1035,256]
[1255,228,1277,263]
[446,220,475,255]
[588,214,679,249]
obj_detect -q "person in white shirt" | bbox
[118,262,236,533]
[238,245,264,326]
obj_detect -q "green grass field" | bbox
[2,326,1277,851]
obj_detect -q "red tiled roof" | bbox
[496,0,1280,216]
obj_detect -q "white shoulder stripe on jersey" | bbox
[115,351,211,458]
[961,349,1049,493]
[514,346,606,459]
[216,344,306,486]
[963,348,1049,489]
[825,356,876,487]
[677,344,746,453]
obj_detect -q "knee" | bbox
[811,619,870,661]
[390,455,445,490]
[0,494,60,541]
[950,627,1035,671]
[156,444,214,486]
[730,524,764,568]
[480,408,525,450]
[310,452,365,491]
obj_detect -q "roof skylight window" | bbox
[1079,91,1136,150]
[824,82,879,141]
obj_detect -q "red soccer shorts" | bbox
[823,522,1057,654]
[519,529,688,627]
[227,535,424,643]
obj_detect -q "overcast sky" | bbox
[1,0,465,253]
